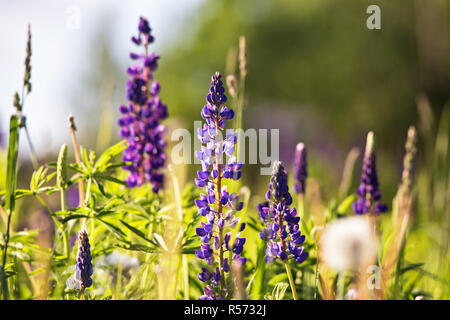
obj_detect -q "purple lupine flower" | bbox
[352,132,387,215]
[118,17,168,193]
[292,143,307,194]
[258,161,308,264]
[66,230,93,291]
[195,72,245,300]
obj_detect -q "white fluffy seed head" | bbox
[320,216,377,272]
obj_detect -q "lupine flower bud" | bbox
[195,72,245,300]
[258,161,308,264]
[292,143,307,194]
[352,132,387,215]
[66,230,93,291]
[56,144,68,189]
[118,17,168,193]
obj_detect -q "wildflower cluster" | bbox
[258,161,308,264]
[352,132,387,215]
[66,230,93,291]
[118,17,168,192]
[194,72,246,300]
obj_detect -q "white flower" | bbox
[320,216,377,272]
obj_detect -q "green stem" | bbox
[284,261,298,300]
[82,178,93,230]
[115,261,123,299]
[59,190,70,261]
[1,115,20,300]
[337,271,345,300]
[314,251,319,300]
[182,255,189,300]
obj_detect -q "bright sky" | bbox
[0,0,203,156]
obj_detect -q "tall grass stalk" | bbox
[168,165,189,299]
[1,114,20,300]
[68,115,86,226]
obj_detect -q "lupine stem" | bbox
[215,119,226,298]
[278,206,298,300]
[59,191,70,260]
[314,254,319,299]
[284,261,298,300]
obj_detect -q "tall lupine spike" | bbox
[66,230,93,291]
[400,126,417,195]
[195,72,245,300]
[239,36,247,79]
[292,143,307,195]
[118,17,168,193]
[352,131,387,215]
[258,161,308,265]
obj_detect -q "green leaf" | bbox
[400,263,425,275]
[60,214,89,224]
[94,175,126,186]
[115,243,157,253]
[97,218,126,239]
[337,194,357,214]
[93,140,127,173]
[120,220,152,243]
[152,233,169,252]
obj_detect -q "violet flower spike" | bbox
[66,229,93,291]
[352,131,387,215]
[195,72,245,300]
[118,16,168,193]
[257,161,308,265]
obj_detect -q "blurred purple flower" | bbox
[352,132,387,215]
[292,143,307,194]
